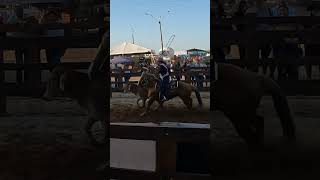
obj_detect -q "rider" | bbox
[158,57,170,102]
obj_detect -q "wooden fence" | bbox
[109,122,212,180]
[110,67,210,92]
[212,15,320,95]
[0,21,105,114]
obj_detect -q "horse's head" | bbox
[139,70,160,89]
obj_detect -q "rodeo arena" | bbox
[112,0,320,180]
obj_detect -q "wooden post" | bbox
[156,133,177,180]
[26,48,41,97]
[245,14,259,72]
[0,46,6,115]
[15,49,23,85]
[0,17,7,115]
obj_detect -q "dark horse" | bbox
[212,63,296,149]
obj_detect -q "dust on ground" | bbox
[111,92,210,123]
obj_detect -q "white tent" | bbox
[110,42,154,56]
[174,50,188,56]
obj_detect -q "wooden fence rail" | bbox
[0,22,105,113]
[213,15,320,96]
[110,123,211,180]
[110,69,211,92]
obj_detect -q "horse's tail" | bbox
[263,77,296,141]
[192,86,203,107]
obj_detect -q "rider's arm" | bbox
[159,64,168,75]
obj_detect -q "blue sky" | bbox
[110,0,210,52]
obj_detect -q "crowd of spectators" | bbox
[214,0,319,80]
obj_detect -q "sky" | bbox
[110,0,210,52]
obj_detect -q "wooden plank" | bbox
[213,30,320,46]
[174,173,212,180]
[0,21,106,32]
[0,49,6,114]
[109,168,212,180]
[109,167,159,180]
[156,137,177,177]
[110,124,210,142]
[111,86,210,92]
[0,62,91,70]
[0,36,100,49]
[220,57,320,66]
[217,16,320,26]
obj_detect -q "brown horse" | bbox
[213,63,296,149]
[139,70,203,116]
[123,83,149,108]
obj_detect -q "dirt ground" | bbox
[111,92,320,178]
[0,97,106,180]
[111,92,210,123]
[211,96,320,178]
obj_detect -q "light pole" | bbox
[145,12,164,55]
[130,25,135,44]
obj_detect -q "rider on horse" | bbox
[158,57,170,102]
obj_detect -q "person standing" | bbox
[271,0,301,80]
[7,7,25,84]
[213,0,231,63]
[234,0,248,65]
[158,57,170,101]
[40,10,66,71]
[256,0,274,78]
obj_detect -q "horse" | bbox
[139,68,203,117]
[212,63,296,149]
[123,82,149,108]
[43,65,107,147]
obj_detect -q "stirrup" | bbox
[159,95,167,102]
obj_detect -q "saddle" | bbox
[169,79,179,89]
[155,79,179,90]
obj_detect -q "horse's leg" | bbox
[154,100,164,111]
[136,98,142,107]
[189,97,193,109]
[85,117,101,146]
[254,115,264,143]
[181,96,192,110]
[226,112,261,151]
[142,98,146,108]
[140,97,155,117]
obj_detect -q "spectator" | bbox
[234,0,248,64]
[271,1,302,80]
[7,7,25,84]
[7,7,42,85]
[40,10,66,71]
[174,59,182,81]
[213,0,231,63]
[304,7,320,79]
[123,64,131,83]
[256,0,274,78]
